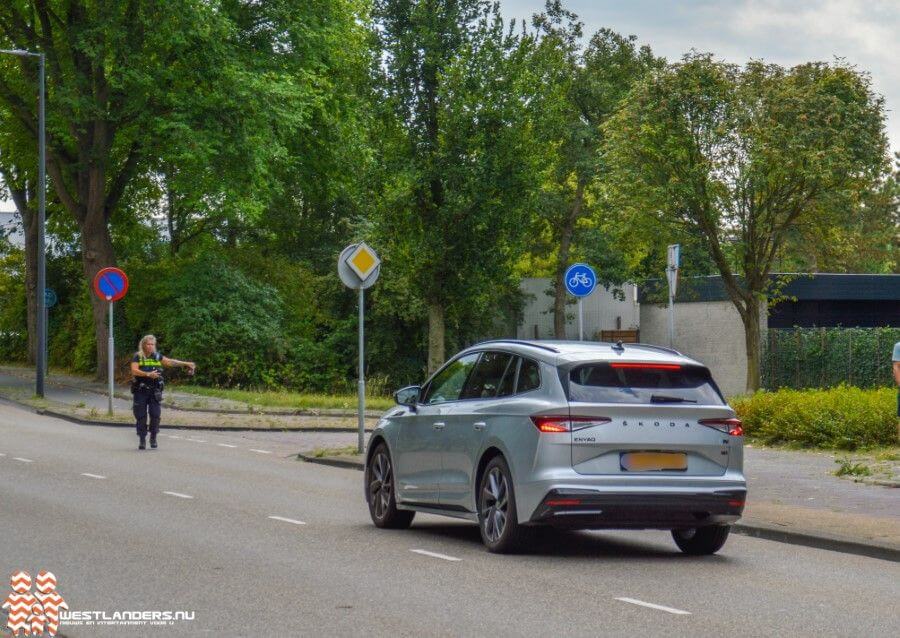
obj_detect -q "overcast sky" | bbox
[502,0,899,155]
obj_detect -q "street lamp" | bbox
[1,48,46,397]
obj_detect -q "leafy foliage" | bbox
[762,327,900,390]
[732,386,897,450]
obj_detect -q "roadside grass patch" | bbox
[175,385,394,412]
[308,445,360,458]
[732,385,897,450]
[834,458,872,477]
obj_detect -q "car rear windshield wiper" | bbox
[650,394,697,403]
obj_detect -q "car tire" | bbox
[477,455,524,553]
[366,443,414,529]
[671,525,730,555]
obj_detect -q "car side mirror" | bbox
[394,385,421,409]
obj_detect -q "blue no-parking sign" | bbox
[564,263,597,298]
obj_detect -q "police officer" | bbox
[131,334,196,450]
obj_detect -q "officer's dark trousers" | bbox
[133,389,161,438]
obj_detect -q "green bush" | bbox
[732,385,898,450]
[156,256,286,387]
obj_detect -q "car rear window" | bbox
[568,363,725,405]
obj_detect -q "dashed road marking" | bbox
[410,549,461,562]
[0,452,6,456]
[168,435,183,439]
[81,473,107,480]
[268,516,306,526]
[187,438,207,443]
[250,449,273,455]
[615,597,691,615]
[162,491,194,499]
[217,443,238,448]
[12,457,34,463]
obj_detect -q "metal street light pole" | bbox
[1,49,46,397]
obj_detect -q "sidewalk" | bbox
[300,444,900,561]
[0,368,378,431]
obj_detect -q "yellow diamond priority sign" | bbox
[338,242,381,290]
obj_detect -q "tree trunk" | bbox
[79,212,117,380]
[552,179,586,338]
[741,299,762,393]
[427,302,445,374]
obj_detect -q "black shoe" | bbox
[139,437,146,450]
[150,435,158,449]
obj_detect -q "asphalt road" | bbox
[1,401,897,637]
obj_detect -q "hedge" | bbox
[731,386,898,450]
[762,327,900,390]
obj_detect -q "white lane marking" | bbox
[250,449,273,455]
[81,473,107,480]
[168,435,183,439]
[187,438,207,443]
[615,597,691,615]
[0,452,5,456]
[268,516,306,526]
[12,457,34,463]
[410,549,461,562]
[217,443,237,448]
[162,491,194,499]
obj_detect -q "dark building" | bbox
[639,273,900,328]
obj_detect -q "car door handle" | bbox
[473,422,487,431]
[432,422,445,430]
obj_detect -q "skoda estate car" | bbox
[364,340,746,554]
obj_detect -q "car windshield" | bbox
[568,362,725,405]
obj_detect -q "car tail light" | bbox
[531,415,612,433]
[610,362,681,371]
[699,417,743,436]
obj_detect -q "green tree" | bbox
[373,0,539,371]
[0,0,367,377]
[605,54,890,390]
[525,2,659,336]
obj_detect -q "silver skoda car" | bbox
[364,340,746,554]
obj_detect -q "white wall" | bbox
[639,299,766,397]
[517,278,640,340]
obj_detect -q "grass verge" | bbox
[174,385,394,412]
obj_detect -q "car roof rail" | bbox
[470,339,560,353]
[629,342,683,356]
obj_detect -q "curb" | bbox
[0,395,373,433]
[731,521,899,563]
[297,453,899,563]
[297,452,365,471]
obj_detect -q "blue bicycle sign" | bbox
[564,263,596,297]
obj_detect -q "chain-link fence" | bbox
[762,327,900,390]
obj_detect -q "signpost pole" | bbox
[578,298,584,341]
[43,303,48,380]
[357,287,365,454]
[667,272,675,348]
[108,300,114,416]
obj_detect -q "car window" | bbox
[422,353,479,405]
[460,352,515,400]
[496,357,519,397]
[568,363,725,405]
[516,358,541,393]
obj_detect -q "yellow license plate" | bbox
[620,452,687,472]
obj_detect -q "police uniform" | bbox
[132,350,164,446]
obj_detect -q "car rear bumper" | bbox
[528,487,746,529]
